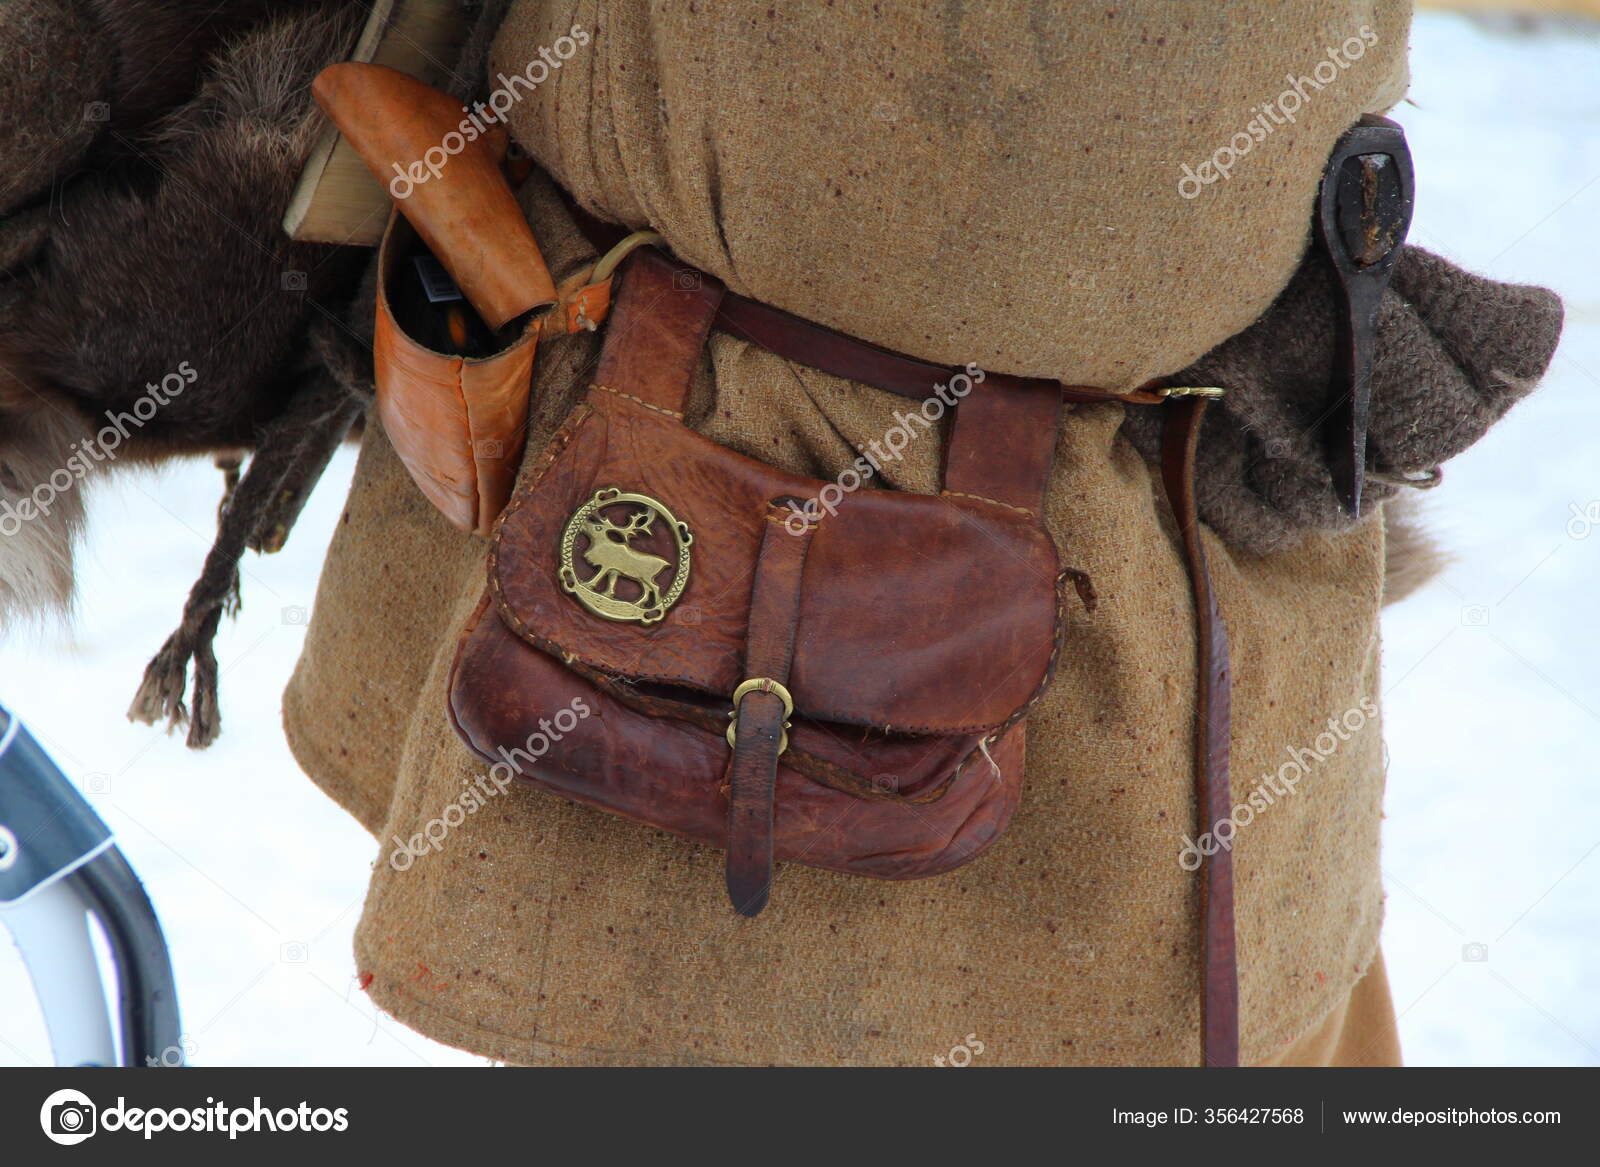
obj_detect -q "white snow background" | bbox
[2,10,1596,1066]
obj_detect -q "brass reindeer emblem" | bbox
[558,487,693,624]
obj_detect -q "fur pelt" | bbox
[0,351,89,615]
[87,0,340,144]
[0,0,109,217]
[1,1,340,218]
[0,3,364,624]
[1382,494,1451,606]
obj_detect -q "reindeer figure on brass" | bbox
[580,509,669,609]
[558,488,694,624]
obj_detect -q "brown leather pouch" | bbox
[373,212,541,536]
[448,249,1069,914]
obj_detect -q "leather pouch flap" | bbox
[491,386,1062,734]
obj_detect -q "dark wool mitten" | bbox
[1120,245,1564,553]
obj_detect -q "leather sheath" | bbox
[318,64,638,536]
[372,213,536,535]
[313,63,555,328]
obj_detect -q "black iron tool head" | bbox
[1315,114,1415,517]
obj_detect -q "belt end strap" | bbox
[1160,397,1239,1068]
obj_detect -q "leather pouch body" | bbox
[373,212,538,536]
[449,384,1062,878]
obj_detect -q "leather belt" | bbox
[1163,396,1238,1066]
[572,214,1238,1067]
[715,293,1166,409]
[567,203,1171,411]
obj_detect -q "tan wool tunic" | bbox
[284,0,1412,1064]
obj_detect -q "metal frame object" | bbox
[0,706,182,1067]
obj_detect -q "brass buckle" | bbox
[1156,385,1226,399]
[725,677,794,754]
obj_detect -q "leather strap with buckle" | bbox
[724,517,811,918]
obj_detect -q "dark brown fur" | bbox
[1383,494,1450,606]
[88,1,342,135]
[0,4,364,623]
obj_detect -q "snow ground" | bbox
[1,10,1596,1067]
[1368,12,1600,1067]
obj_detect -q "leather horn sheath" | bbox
[312,63,556,328]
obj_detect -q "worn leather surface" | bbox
[312,62,555,328]
[945,372,1065,515]
[723,683,786,913]
[492,385,1060,731]
[591,253,725,412]
[723,504,815,914]
[449,593,1028,878]
[373,213,536,535]
[316,60,566,537]
[449,248,1060,881]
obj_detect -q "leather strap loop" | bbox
[593,252,726,415]
[724,503,817,916]
[945,373,1064,513]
